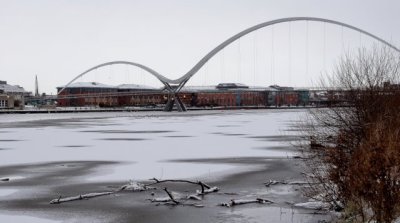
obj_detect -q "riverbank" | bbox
[0,105,316,114]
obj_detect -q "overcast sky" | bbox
[1,0,399,94]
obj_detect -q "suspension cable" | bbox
[238,38,241,83]
[323,22,326,71]
[220,48,224,83]
[271,26,275,84]
[341,25,345,50]
[306,21,309,80]
[289,22,292,86]
[253,31,257,86]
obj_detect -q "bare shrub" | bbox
[302,46,400,222]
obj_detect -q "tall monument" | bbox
[34,75,39,97]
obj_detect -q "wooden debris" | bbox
[50,192,113,204]
[147,178,211,194]
[220,198,273,207]
[187,194,202,201]
[264,179,309,187]
[163,188,179,205]
[264,180,283,187]
[147,178,219,207]
[50,178,220,207]
[288,181,309,185]
[156,202,204,208]
[150,197,171,202]
[196,186,219,195]
[151,186,210,204]
[119,181,156,192]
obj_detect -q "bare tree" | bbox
[301,46,400,223]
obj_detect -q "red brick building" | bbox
[57,82,311,108]
[57,82,118,107]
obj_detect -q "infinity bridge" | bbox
[58,17,400,111]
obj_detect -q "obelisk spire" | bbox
[35,75,39,96]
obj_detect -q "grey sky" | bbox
[1,0,399,94]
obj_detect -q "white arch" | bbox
[171,17,400,84]
[60,17,400,93]
[58,61,173,95]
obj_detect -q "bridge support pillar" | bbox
[163,93,187,112]
[162,81,187,112]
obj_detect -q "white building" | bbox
[0,81,26,109]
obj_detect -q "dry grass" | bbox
[301,46,400,223]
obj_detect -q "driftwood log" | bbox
[151,188,205,207]
[163,187,180,204]
[146,178,213,194]
[49,178,219,206]
[220,198,273,207]
[264,179,310,187]
[118,181,156,192]
[196,186,219,195]
[148,178,219,206]
[50,181,154,204]
[50,192,113,204]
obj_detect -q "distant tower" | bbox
[34,75,39,96]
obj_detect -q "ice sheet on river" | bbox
[0,110,304,181]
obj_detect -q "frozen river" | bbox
[0,109,332,223]
[0,109,303,182]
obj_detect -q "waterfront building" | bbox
[56,82,314,108]
[57,82,118,107]
[0,80,26,109]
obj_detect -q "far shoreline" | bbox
[0,105,316,114]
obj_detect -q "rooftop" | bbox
[117,84,158,90]
[0,80,26,93]
[181,85,279,92]
[57,82,116,89]
[216,83,249,89]
[57,82,306,93]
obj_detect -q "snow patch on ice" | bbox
[0,189,17,197]
[0,213,59,223]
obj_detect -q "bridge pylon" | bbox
[163,93,187,112]
[163,81,188,112]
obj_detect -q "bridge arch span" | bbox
[58,61,173,95]
[172,17,400,85]
[59,17,400,111]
